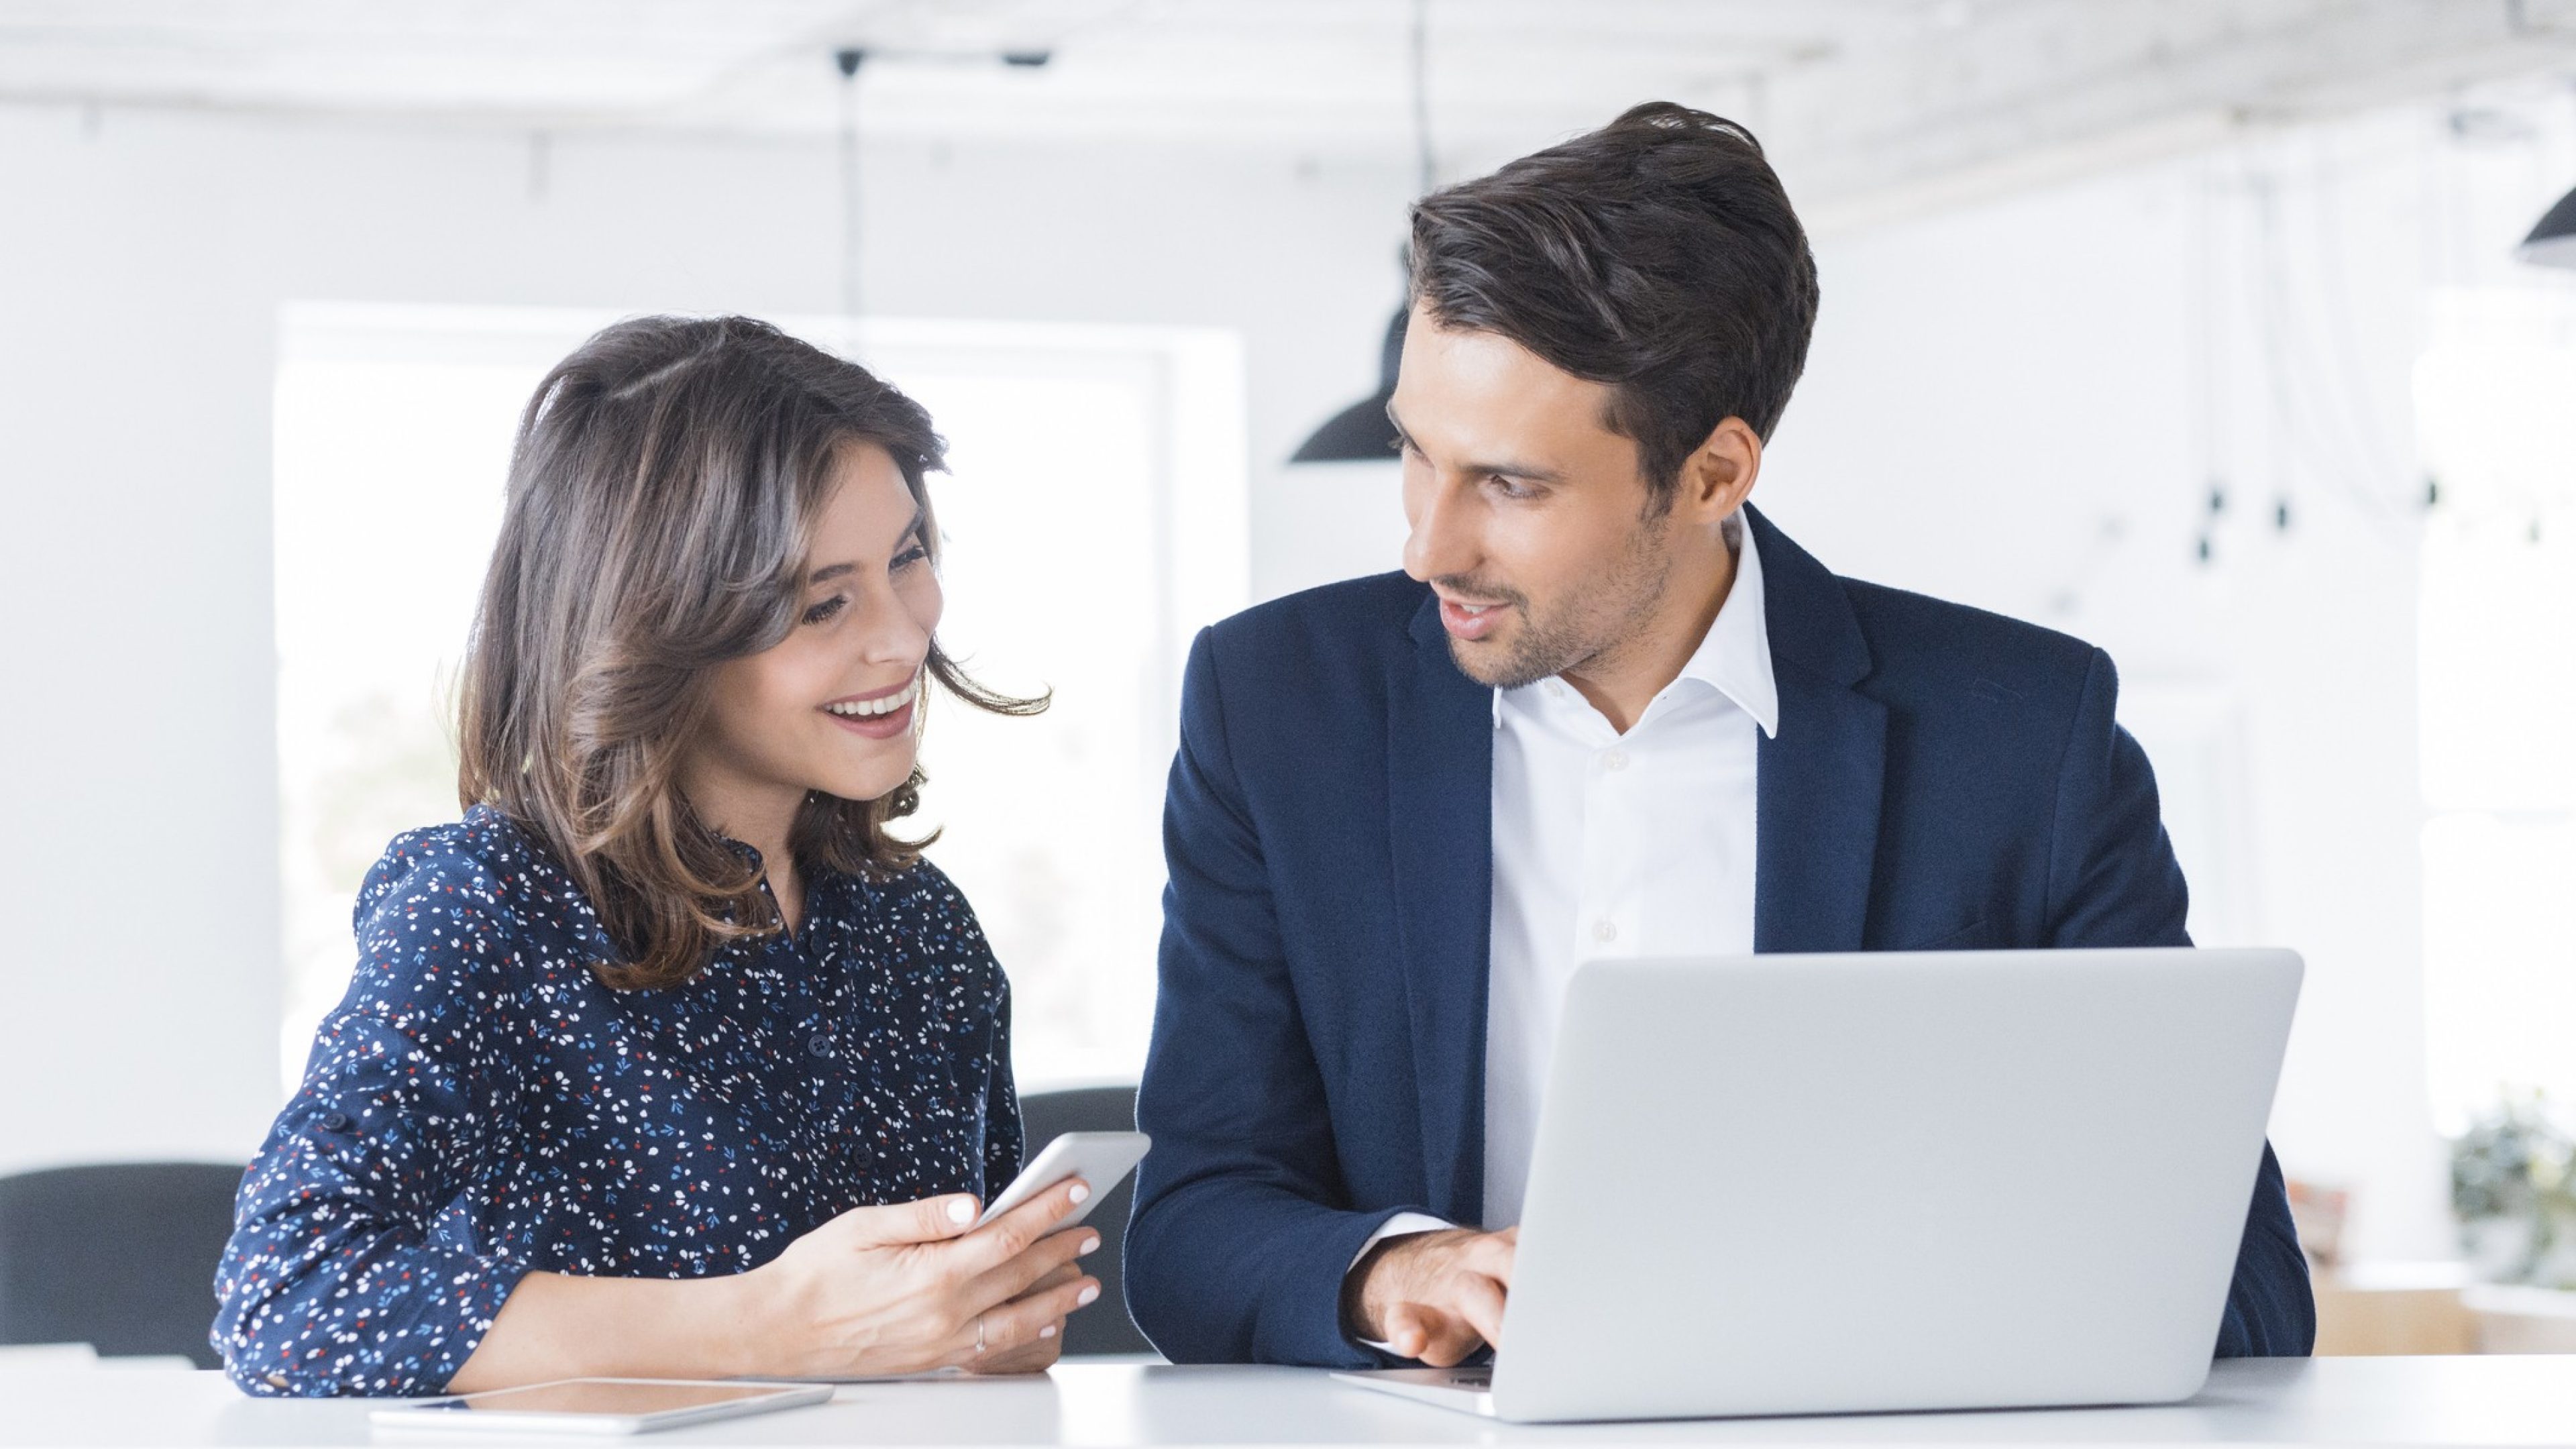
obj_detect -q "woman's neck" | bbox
[676,764,806,936]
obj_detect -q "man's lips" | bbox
[1438,595,1510,642]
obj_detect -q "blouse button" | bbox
[806,1033,833,1058]
[317,1112,351,1132]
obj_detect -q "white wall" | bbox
[0,102,1413,1175]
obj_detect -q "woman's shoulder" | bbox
[350,805,606,967]
[335,806,618,1036]
[357,805,559,916]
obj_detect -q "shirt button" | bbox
[807,1033,833,1058]
[1602,749,1629,771]
[1544,680,1563,698]
[317,1112,350,1132]
[1592,919,1619,943]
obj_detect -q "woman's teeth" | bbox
[825,676,920,718]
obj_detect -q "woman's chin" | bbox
[810,763,917,807]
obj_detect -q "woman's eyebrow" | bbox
[804,508,927,585]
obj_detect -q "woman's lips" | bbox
[825,698,914,739]
[820,672,921,739]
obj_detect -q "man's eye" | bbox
[803,595,849,625]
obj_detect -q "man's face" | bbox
[1393,303,1676,690]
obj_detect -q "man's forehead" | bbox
[1393,320,1628,470]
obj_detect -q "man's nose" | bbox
[1404,479,1475,582]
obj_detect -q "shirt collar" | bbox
[1489,508,1779,739]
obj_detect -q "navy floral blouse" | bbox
[211,805,1022,1397]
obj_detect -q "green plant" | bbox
[2451,1092,2576,1289]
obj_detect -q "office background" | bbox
[1,0,2573,1345]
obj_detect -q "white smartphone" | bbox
[974,1130,1151,1231]
[370,1378,830,1436]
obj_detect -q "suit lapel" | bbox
[1747,507,1888,954]
[1386,595,1495,1224]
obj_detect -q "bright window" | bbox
[2414,287,2576,1129]
[272,304,1246,1093]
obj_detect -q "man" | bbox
[1124,101,2312,1369]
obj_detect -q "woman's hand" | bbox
[968,1260,1084,1375]
[741,1178,1102,1379]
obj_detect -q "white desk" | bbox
[3,1357,2573,1448]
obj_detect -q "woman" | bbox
[213,316,1099,1395]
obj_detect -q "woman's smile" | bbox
[822,672,922,739]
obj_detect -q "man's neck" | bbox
[1560,531,1739,735]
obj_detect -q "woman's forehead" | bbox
[806,441,922,570]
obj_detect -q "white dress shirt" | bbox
[1479,510,1776,1225]
[1352,513,1778,1276]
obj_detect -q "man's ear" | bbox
[1676,416,1762,523]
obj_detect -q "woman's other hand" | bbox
[745,1178,1102,1378]
[967,1260,1084,1375]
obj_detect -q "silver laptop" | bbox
[1336,947,2302,1423]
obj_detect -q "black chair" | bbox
[0,1162,243,1368]
[1016,1085,1155,1356]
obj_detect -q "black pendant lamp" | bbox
[1290,308,1407,462]
[1291,0,1434,464]
[2520,184,2576,268]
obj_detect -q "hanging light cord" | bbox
[836,47,865,321]
[1411,0,1434,197]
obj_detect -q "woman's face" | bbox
[686,440,942,832]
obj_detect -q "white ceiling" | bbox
[4,1,2574,223]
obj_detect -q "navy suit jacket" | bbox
[1125,506,2313,1368]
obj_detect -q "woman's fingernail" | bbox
[1082,1236,1102,1254]
[947,1198,975,1224]
[1069,1183,1091,1204]
[1078,1284,1100,1306]
[1040,1324,1057,1340]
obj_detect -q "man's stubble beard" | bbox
[1444,507,1677,692]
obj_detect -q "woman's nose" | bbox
[861,588,935,665]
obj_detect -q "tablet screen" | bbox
[426,1380,792,1416]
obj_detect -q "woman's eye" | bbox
[892,541,930,571]
[802,595,848,626]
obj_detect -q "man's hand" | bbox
[1348,1226,1517,1366]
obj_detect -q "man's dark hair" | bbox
[1408,101,1820,504]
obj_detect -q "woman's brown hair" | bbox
[456,315,1042,990]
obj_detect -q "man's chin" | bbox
[1446,635,1544,692]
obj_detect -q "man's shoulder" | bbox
[1835,575,2108,721]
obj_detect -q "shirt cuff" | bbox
[1344,1212,1455,1354]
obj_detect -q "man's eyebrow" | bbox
[1477,457,1567,484]
[804,507,926,585]
[1386,405,1567,484]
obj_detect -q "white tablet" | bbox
[370,1377,832,1436]
[974,1130,1151,1231]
